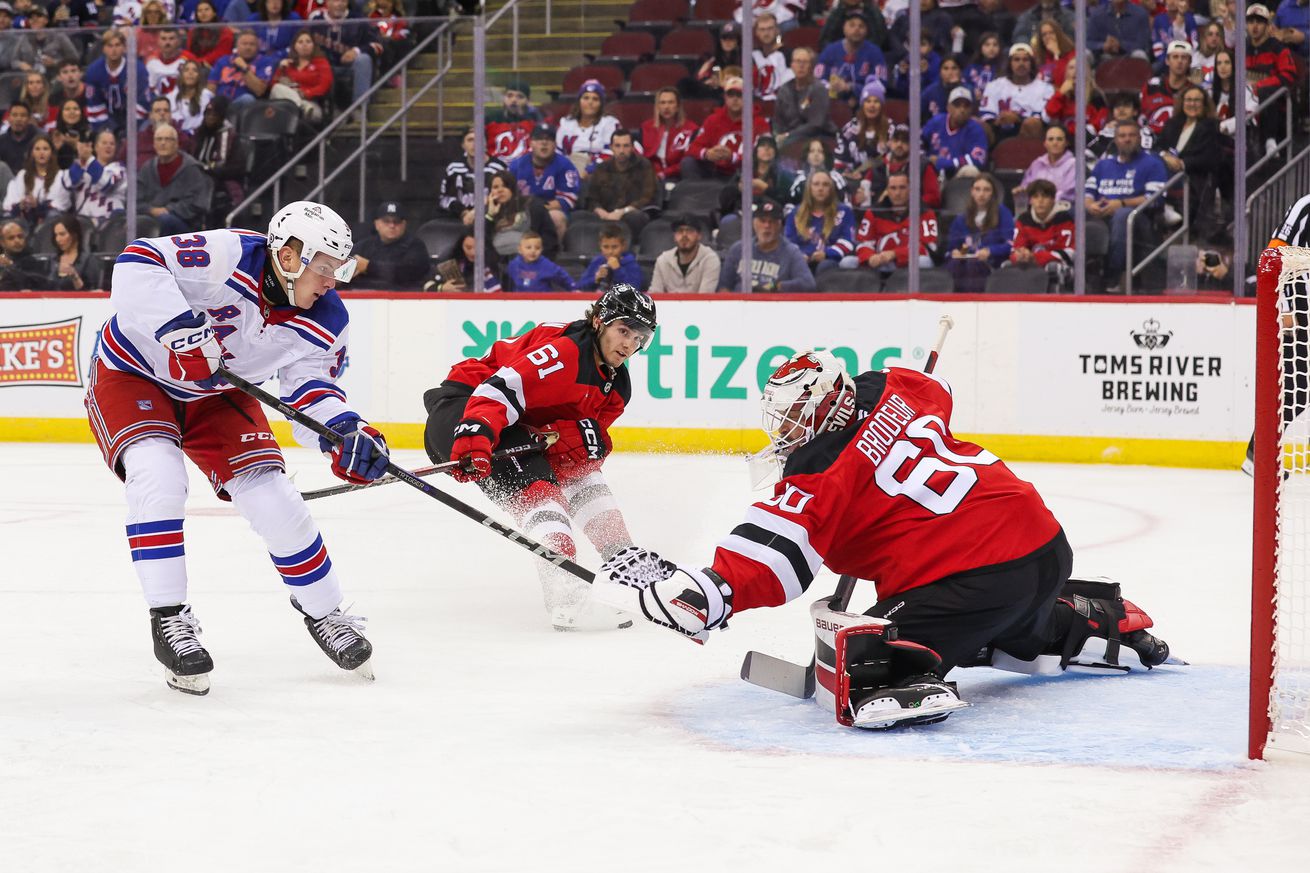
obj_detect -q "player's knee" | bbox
[122,438,188,516]
[228,467,316,539]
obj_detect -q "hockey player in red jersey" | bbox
[422,285,656,631]
[595,350,1172,729]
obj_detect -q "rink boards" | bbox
[0,292,1254,469]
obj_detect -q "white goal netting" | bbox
[1265,245,1310,754]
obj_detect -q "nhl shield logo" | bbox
[1130,319,1173,350]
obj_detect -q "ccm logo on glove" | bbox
[155,311,225,388]
[450,418,495,483]
[546,418,609,465]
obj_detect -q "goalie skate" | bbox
[149,604,213,696]
[292,599,375,680]
[850,676,970,730]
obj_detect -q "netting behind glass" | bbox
[1271,246,1310,753]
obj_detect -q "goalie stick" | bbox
[299,437,555,501]
[740,316,955,698]
[216,367,598,584]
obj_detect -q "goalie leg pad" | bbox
[811,598,967,728]
[1051,577,1170,671]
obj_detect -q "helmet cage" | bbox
[747,351,855,488]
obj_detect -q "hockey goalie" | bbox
[595,350,1175,730]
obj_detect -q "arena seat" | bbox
[629,62,693,97]
[658,28,714,67]
[1095,57,1153,93]
[561,65,625,98]
[816,268,880,292]
[883,267,955,293]
[986,265,1053,293]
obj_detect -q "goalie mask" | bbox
[747,350,856,488]
[267,200,357,288]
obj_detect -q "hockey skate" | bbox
[849,675,970,730]
[541,563,632,632]
[291,598,375,680]
[149,604,214,696]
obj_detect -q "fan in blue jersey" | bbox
[85,200,386,695]
[508,124,581,243]
[922,87,990,179]
[813,12,888,102]
[1084,119,1169,290]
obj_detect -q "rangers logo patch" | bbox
[137,399,154,410]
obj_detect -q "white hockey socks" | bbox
[122,438,190,608]
[227,467,343,620]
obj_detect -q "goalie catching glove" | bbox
[155,311,225,389]
[319,416,389,484]
[594,546,733,644]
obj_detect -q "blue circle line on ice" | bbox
[669,665,1250,772]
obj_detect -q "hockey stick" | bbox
[299,438,554,502]
[740,316,955,698]
[215,367,596,583]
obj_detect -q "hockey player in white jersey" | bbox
[84,201,389,695]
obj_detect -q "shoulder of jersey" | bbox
[283,290,349,351]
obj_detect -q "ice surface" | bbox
[1,444,1307,872]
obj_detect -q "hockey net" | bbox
[1253,246,1310,758]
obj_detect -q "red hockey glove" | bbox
[450,418,495,482]
[155,311,225,389]
[544,418,609,466]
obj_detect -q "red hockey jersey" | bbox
[1140,76,1185,133]
[854,208,939,266]
[1010,207,1075,267]
[710,368,1061,611]
[444,320,631,447]
[686,106,771,174]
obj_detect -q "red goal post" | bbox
[1251,246,1310,759]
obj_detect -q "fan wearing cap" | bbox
[507,123,581,241]
[716,197,816,292]
[650,214,721,293]
[694,21,742,95]
[1246,5,1299,100]
[1140,40,1194,133]
[1087,0,1152,61]
[978,43,1052,143]
[680,76,771,179]
[84,201,385,691]
[862,123,942,209]
[9,5,80,74]
[922,86,989,179]
[352,200,431,290]
[1150,0,1199,61]
[423,286,657,631]
[1273,0,1309,58]
[556,79,620,176]
[485,77,543,161]
[813,10,888,102]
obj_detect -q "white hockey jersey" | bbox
[556,115,621,163]
[978,76,1053,123]
[96,229,359,446]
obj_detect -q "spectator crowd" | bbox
[429,0,1306,295]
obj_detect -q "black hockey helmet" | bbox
[595,284,657,349]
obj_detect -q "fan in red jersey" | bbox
[595,350,1175,729]
[422,285,656,631]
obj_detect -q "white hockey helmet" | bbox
[747,350,856,488]
[267,200,356,283]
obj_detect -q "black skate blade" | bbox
[165,670,210,696]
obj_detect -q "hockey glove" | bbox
[594,546,733,645]
[155,311,225,389]
[320,417,390,484]
[544,418,609,466]
[450,418,495,482]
